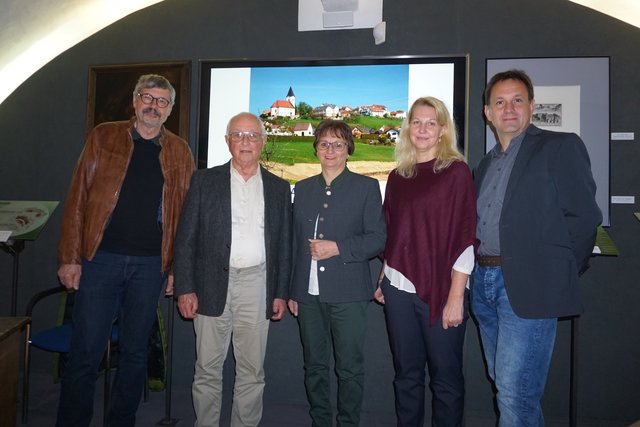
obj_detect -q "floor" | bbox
[18,372,634,427]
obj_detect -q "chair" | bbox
[22,286,118,426]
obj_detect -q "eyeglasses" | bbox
[137,92,171,108]
[227,131,263,143]
[317,141,347,152]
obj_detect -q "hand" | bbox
[442,295,464,330]
[374,286,385,304]
[308,239,339,260]
[288,300,299,317]
[177,292,199,319]
[165,274,174,296]
[58,264,81,290]
[271,298,287,321]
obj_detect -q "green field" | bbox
[262,139,395,165]
[279,115,402,131]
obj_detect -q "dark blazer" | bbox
[475,125,602,319]
[173,161,292,319]
[289,169,386,304]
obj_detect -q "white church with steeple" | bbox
[269,86,296,118]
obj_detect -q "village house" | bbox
[292,122,314,136]
[390,110,407,119]
[312,103,339,118]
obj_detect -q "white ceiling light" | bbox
[298,0,382,31]
[0,0,164,105]
[567,0,640,28]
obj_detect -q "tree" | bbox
[297,102,313,118]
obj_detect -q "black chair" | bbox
[22,286,118,426]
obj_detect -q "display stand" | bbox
[567,226,618,427]
[157,296,178,426]
[0,239,25,317]
[0,201,59,316]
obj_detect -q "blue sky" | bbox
[249,64,409,115]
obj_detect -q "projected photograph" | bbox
[198,56,468,183]
[250,65,408,182]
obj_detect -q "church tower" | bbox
[286,86,296,109]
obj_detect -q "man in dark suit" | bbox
[472,69,601,427]
[173,112,292,427]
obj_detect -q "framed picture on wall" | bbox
[86,61,191,140]
[485,56,610,226]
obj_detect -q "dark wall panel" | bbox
[1,0,639,423]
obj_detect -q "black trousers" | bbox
[381,278,467,427]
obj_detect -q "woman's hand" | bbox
[374,286,385,304]
[309,239,339,260]
[442,270,467,329]
[288,300,299,317]
[442,295,464,329]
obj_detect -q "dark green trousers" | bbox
[298,296,369,427]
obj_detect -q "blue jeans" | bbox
[471,266,557,427]
[56,251,164,427]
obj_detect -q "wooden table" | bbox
[0,317,29,427]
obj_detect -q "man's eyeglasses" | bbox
[317,141,347,152]
[137,92,171,108]
[227,131,263,143]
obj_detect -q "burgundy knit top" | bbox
[383,159,478,325]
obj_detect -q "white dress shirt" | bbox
[229,163,266,268]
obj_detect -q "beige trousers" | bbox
[192,263,269,427]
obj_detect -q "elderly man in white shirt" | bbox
[174,112,292,427]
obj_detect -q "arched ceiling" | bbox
[0,0,638,105]
[0,0,163,104]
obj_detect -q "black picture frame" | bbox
[197,55,469,172]
[86,61,191,140]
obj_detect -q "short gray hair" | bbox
[226,112,267,135]
[133,74,176,105]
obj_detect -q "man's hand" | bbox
[177,293,199,319]
[271,298,287,321]
[165,274,175,296]
[58,264,82,290]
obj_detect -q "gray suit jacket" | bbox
[475,125,602,318]
[289,170,386,303]
[174,161,292,318]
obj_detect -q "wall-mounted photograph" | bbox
[532,103,562,127]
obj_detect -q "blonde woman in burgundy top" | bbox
[374,97,477,427]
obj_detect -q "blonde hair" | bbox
[394,97,464,178]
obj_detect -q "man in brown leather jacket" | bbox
[56,74,194,427]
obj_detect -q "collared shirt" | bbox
[476,130,527,256]
[229,163,266,268]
